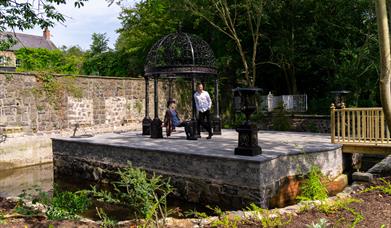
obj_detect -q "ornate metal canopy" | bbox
[144,32,217,77]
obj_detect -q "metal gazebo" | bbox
[142,31,221,138]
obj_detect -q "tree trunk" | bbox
[376,0,391,130]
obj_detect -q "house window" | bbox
[16,59,20,67]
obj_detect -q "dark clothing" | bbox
[197,109,212,135]
[164,108,192,138]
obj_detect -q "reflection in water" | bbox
[0,163,53,197]
[0,163,208,220]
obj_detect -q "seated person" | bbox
[164,98,193,139]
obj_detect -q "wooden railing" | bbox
[330,104,391,144]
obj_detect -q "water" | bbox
[0,163,53,198]
[0,163,209,220]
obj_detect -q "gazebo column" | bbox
[213,77,222,135]
[142,76,152,135]
[189,75,199,139]
[151,75,163,138]
[168,77,174,99]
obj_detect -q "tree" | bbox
[186,0,265,87]
[115,0,184,76]
[0,0,89,51]
[375,0,391,130]
[0,0,89,31]
[90,33,110,55]
[16,48,82,74]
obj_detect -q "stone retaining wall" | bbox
[257,114,330,133]
[0,73,169,134]
[52,137,343,209]
[0,72,172,170]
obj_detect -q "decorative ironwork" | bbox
[144,31,221,138]
[142,76,152,135]
[331,90,350,109]
[145,32,217,76]
[232,88,262,156]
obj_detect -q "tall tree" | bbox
[186,0,265,87]
[90,33,110,55]
[375,0,391,130]
[116,0,184,75]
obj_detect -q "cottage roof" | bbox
[0,32,57,51]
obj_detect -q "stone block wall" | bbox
[0,73,170,135]
[257,114,331,133]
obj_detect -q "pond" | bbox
[0,163,209,221]
[0,163,53,198]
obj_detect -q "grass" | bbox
[88,162,174,227]
[361,178,391,195]
[244,203,292,227]
[96,207,117,228]
[15,185,91,220]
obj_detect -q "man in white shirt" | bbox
[194,83,213,139]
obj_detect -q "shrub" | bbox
[89,162,173,226]
[297,166,328,202]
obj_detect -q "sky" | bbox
[17,0,136,50]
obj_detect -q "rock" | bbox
[342,186,353,194]
[336,192,350,199]
[326,174,348,196]
[352,172,373,182]
[368,155,391,177]
[269,176,302,208]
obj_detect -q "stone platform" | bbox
[52,129,343,209]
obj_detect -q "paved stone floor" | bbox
[57,129,341,162]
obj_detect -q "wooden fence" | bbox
[330,104,391,154]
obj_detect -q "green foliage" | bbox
[0,0,87,32]
[96,207,117,228]
[81,50,130,76]
[31,73,83,108]
[44,190,91,220]
[26,186,90,220]
[16,48,83,74]
[0,34,16,51]
[244,203,292,227]
[184,209,208,219]
[15,188,43,217]
[13,202,40,217]
[205,205,241,228]
[362,178,391,195]
[115,0,187,76]
[297,166,328,202]
[271,106,291,131]
[321,198,364,228]
[90,33,110,55]
[89,162,173,226]
[316,198,362,215]
[306,218,330,228]
[0,211,5,224]
[17,185,90,220]
[111,0,382,115]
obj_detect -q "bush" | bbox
[297,166,328,202]
[89,162,173,226]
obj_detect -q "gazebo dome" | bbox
[144,32,217,76]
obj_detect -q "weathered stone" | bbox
[52,130,343,209]
[0,73,169,136]
[269,176,302,208]
[352,172,373,182]
[326,174,348,196]
[368,155,391,177]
